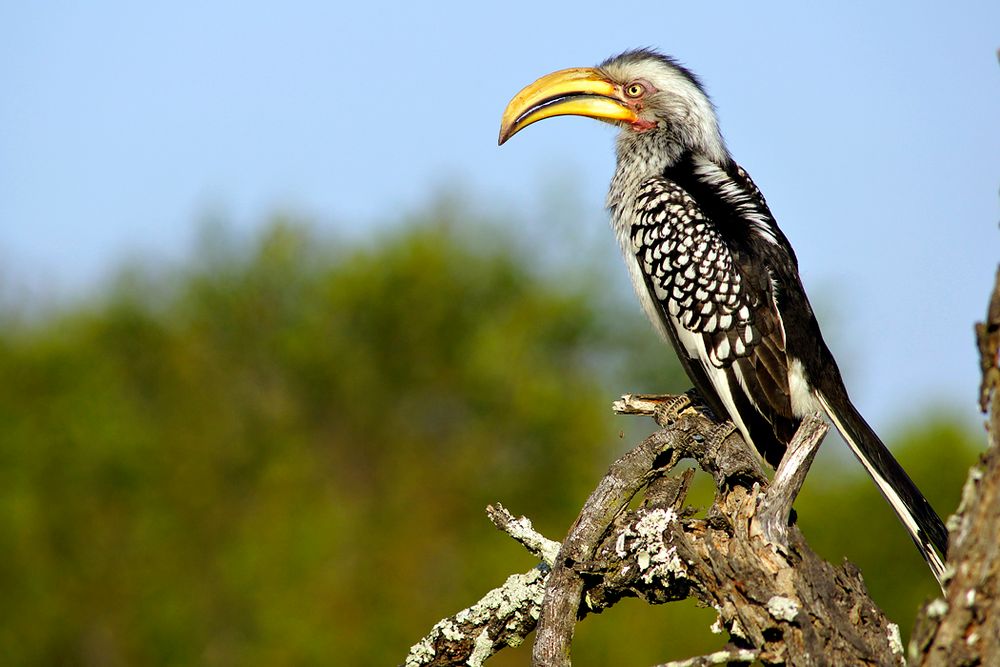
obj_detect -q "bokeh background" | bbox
[1,2,998,665]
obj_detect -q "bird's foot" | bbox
[612,390,701,420]
[654,392,699,424]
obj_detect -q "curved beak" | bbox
[498,67,636,145]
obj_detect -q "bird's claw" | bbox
[653,391,700,424]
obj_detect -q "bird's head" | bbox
[499,49,726,162]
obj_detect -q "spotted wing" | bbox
[629,176,795,449]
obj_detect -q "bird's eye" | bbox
[624,82,645,98]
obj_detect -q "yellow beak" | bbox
[498,67,636,145]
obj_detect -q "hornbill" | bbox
[498,49,948,584]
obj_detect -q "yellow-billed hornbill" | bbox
[499,49,948,583]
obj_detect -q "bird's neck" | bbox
[607,127,730,215]
[607,131,678,213]
[606,130,734,267]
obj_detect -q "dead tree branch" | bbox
[404,393,906,666]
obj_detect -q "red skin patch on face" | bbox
[631,118,658,132]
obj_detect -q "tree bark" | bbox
[911,266,1000,665]
[404,398,904,666]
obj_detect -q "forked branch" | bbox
[405,393,903,666]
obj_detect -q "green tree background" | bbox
[0,203,982,666]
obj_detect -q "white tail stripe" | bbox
[816,392,945,583]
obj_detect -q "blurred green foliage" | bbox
[0,207,983,666]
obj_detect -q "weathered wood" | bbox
[755,413,828,549]
[531,427,682,667]
[404,504,559,667]
[486,503,561,565]
[912,265,1000,666]
[403,564,548,667]
[406,393,906,666]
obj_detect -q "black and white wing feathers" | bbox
[626,161,948,580]
[629,175,797,465]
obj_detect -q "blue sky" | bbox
[1,1,998,429]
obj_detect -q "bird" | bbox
[498,48,948,584]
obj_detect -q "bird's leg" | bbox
[754,413,828,551]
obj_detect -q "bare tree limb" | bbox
[487,503,561,566]
[405,392,906,666]
[403,563,548,667]
[531,426,682,667]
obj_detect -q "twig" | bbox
[404,505,564,667]
[487,503,561,566]
[403,566,547,667]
